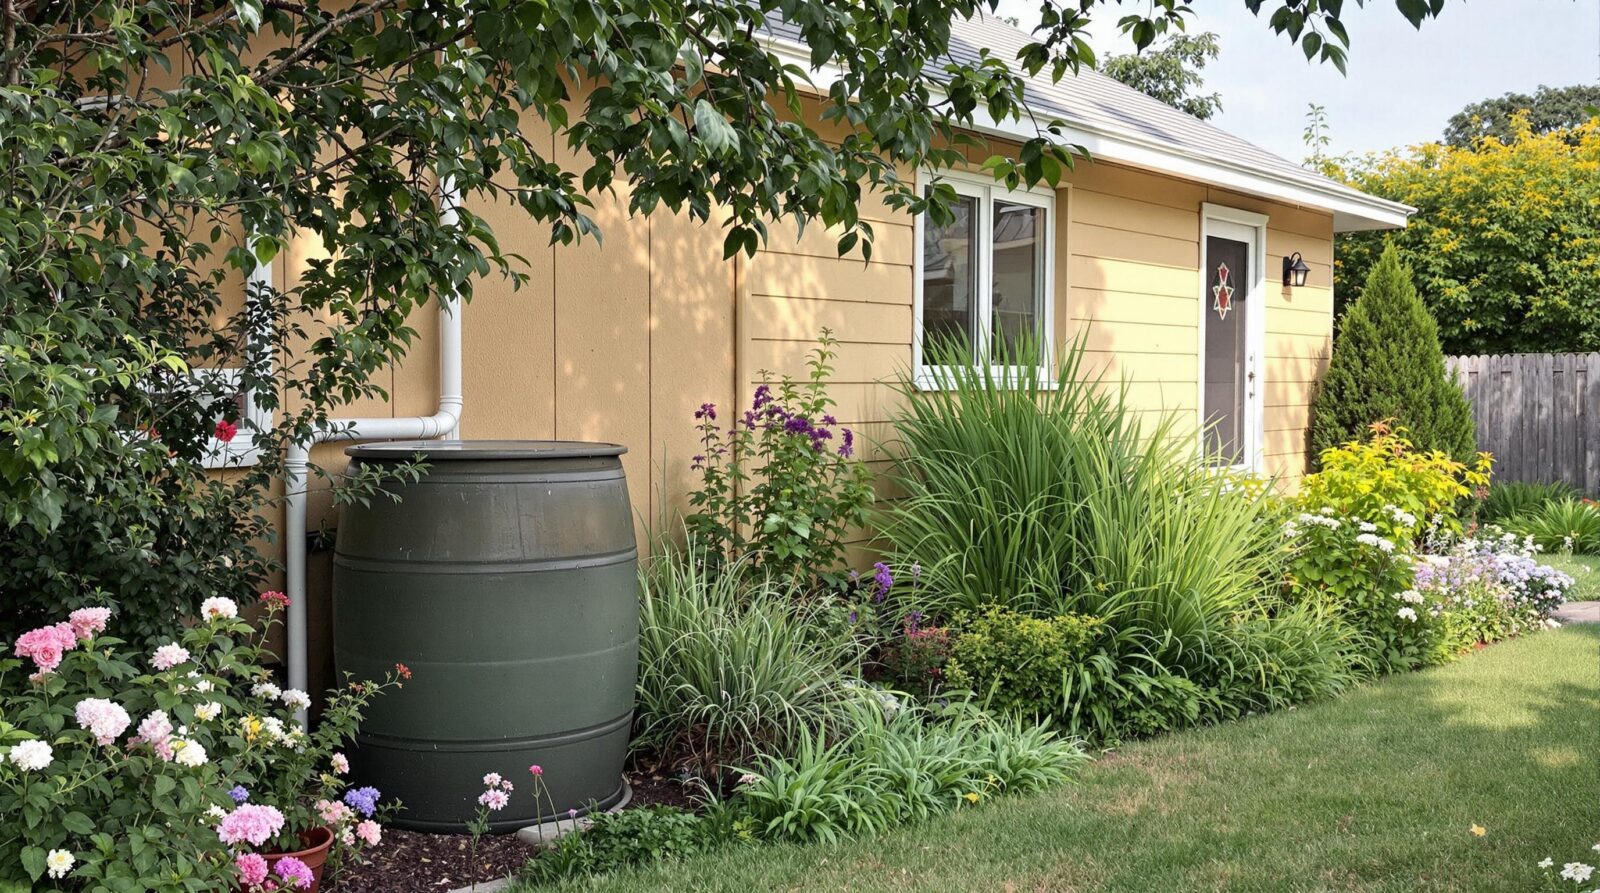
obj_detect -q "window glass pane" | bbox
[921,195,979,364]
[1203,235,1249,465]
[991,200,1044,359]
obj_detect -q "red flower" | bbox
[394,663,412,680]
[214,419,238,443]
[259,590,290,609]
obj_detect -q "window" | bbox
[915,172,1054,386]
[200,253,275,470]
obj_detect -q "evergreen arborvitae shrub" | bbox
[1309,244,1477,466]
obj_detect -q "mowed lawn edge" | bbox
[517,626,1600,893]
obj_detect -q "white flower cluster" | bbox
[1395,607,1418,622]
[1394,590,1426,605]
[7,740,53,771]
[1383,504,1417,528]
[1355,532,1396,553]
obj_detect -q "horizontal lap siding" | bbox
[738,212,916,564]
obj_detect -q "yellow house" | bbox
[228,17,1410,690]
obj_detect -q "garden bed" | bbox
[329,771,699,892]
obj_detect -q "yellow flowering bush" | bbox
[1335,116,1600,354]
[1302,423,1491,541]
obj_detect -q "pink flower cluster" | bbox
[274,857,313,890]
[134,710,176,761]
[235,853,269,886]
[15,609,114,674]
[316,798,353,825]
[151,643,191,671]
[355,820,381,846]
[74,698,132,745]
[217,804,286,848]
[478,771,515,812]
[15,623,77,674]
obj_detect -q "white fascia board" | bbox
[762,36,1413,233]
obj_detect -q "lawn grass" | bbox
[517,627,1600,892]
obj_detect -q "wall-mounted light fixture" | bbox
[1282,252,1310,288]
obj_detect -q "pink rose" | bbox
[355,820,382,847]
[67,608,111,641]
[15,623,77,673]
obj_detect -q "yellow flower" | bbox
[963,792,981,804]
[1470,824,1486,837]
[242,715,263,743]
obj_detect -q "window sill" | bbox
[203,438,265,470]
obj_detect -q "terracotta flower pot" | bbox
[262,826,334,893]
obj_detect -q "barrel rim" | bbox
[344,439,627,460]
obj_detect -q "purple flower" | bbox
[342,786,381,818]
[873,562,893,595]
[275,856,314,890]
[838,428,855,458]
[752,385,772,410]
[691,455,706,469]
[905,611,924,633]
[848,610,858,625]
[822,415,837,425]
[228,785,249,804]
[695,403,716,421]
[742,410,758,430]
[784,415,812,436]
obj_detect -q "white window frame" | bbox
[912,168,1056,390]
[1198,203,1268,473]
[201,254,275,469]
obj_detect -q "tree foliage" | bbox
[1444,84,1600,148]
[0,0,1458,637]
[1335,118,1600,354]
[1101,31,1223,120]
[1310,245,1476,466]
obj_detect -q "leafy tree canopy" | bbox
[1101,31,1223,120]
[1443,84,1600,148]
[1335,117,1600,355]
[0,0,1456,636]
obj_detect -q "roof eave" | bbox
[763,35,1414,233]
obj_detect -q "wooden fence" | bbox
[1447,353,1600,495]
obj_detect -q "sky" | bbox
[991,0,1600,160]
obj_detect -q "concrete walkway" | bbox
[1554,601,1600,624]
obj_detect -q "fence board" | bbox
[1448,352,1600,495]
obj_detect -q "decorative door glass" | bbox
[1203,235,1249,465]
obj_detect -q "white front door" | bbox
[1200,210,1266,471]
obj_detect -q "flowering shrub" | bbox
[1285,506,1455,672]
[686,329,873,587]
[0,596,396,890]
[1416,529,1574,642]
[1535,844,1600,890]
[882,612,952,697]
[1301,423,1491,543]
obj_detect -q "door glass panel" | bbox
[1203,235,1249,465]
[991,201,1044,360]
[921,195,980,364]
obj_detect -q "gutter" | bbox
[282,181,465,711]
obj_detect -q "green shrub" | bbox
[944,606,1103,719]
[1308,243,1478,465]
[1301,423,1490,542]
[1479,481,1582,525]
[725,700,1083,845]
[632,547,867,774]
[685,330,873,588]
[1505,498,1600,553]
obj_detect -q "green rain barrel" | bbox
[333,440,637,832]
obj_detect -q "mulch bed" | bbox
[327,769,700,893]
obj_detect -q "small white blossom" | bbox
[200,597,239,621]
[1562,863,1596,884]
[172,739,208,767]
[195,702,222,721]
[206,804,228,820]
[1396,607,1418,622]
[280,689,312,711]
[1358,521,1378,533]
[46,849,74,879]
[1540,858,1555,869]
[8,740,52,771]
[252,682,281,701]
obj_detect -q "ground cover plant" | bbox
[508,626,1600,893]
[1479,480,1582,525]
[1504,497,1600,554]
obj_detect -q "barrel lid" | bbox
[345,440,627,460]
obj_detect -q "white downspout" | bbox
[283,181,465,704]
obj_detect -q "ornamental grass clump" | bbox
[882,336,1348,732]
[632,547,868,775]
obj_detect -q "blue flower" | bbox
[343,786,381,818]
[228,785,249,804]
